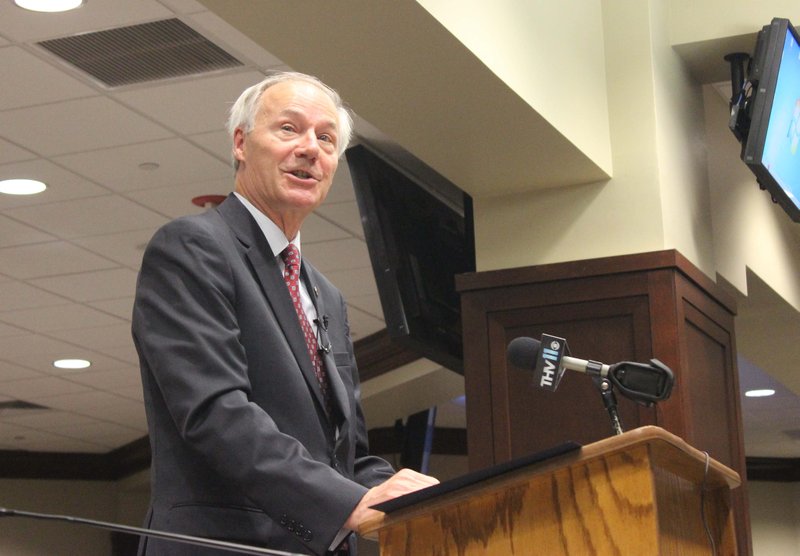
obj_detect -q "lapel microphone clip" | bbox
[314,315,332,354]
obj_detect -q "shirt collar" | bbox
[234,192,301,258]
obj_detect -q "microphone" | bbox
[507,335,674,405]
[314,315,332,354]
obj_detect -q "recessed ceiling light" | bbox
[53,359,91,370]
[14,0,84,12]
[0,179,47,195]
[745,389,775,398]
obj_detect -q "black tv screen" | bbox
[741,17,800,222]
[346,143,475,373]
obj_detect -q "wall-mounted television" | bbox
[346,143,475,373]
[731,17,800,222]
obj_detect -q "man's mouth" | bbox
[289,169,314,180]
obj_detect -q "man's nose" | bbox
[294,130,320,158]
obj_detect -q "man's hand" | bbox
[345,469,439,530]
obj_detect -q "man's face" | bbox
[234,80,341,236]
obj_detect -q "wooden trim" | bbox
[456,249,736,314]
[0,436,150,481]
[354,328,422,381]
[746,456,800,482]
[368,426,467,456]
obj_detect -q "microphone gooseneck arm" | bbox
[0,507,303,556]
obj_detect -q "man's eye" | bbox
[319,134,334,143]
[280,124,295,133]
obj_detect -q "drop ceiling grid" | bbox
[10,0,786,462]
[0,0,386,455]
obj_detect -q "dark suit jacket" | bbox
[132,194,394,555]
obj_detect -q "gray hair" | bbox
[227,71,353,170]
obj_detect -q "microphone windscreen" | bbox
[506,336,541,369]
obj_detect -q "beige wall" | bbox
[749,480,800,555]
[426,0,800,314]
[0,476,149,555]
[417,0,613,176]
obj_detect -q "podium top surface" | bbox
[360,426,740,536]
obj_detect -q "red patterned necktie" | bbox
[281,244,331,414]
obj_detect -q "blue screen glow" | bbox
[761,30,800,208]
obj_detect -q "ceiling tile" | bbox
[0,428,108,453]
[325,162,357,204]
[54,137,231,193]
[88,297,135,320]
[302,238,371,273]
[0,280,69,311]
[187,10,284,70]
[28,389,130,412]
[0,0,173,43]
[0,214,55,247]
[188,129,232,161]
[316,200,364,239]
[5,195,168,239]
[0,409,96,429]
[0,359,42,382]
[48,323,136,357]
[0,46,97,110]
[57,420,144,447]
[0,136,36,165]
[72,229,153,269]
[345,305,386,341]
[0,376,91,400]
[0,333,96,361]
[65,366,141,390]
[325,267,380,301]
[0,241,119,279]
[82,397,146,428]
[346,293,384,320]
[0,159,108,208]
[113,70,265,135]
[29,268,139,302]
[125,178,232,218]
[302,212,352,244]
[0,303,124,332]
[0,97,173,156]
[115,385,145,402]
[0,322,29,338]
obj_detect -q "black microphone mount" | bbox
[507,334,675,435]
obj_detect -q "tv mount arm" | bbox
[725,52,753,142]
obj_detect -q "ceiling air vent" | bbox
[36,18,243,88]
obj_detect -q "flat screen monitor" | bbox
[346,143,475,373]
[741,17,800,222]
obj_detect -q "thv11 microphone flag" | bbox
[533,333,569,391]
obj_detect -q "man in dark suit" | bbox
[132,71,438,555]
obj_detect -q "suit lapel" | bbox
[215,195,330,417]
[301,264,352,427]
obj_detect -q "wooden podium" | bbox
[360,427,740,555]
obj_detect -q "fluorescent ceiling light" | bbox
[15,0,84,12]
[53,359,91,370]
[0,179,47,195]
[14,0,83,13]
[745,389,775,398]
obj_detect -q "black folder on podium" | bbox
[372,440,581,513]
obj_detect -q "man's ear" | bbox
[233,127,246,164]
